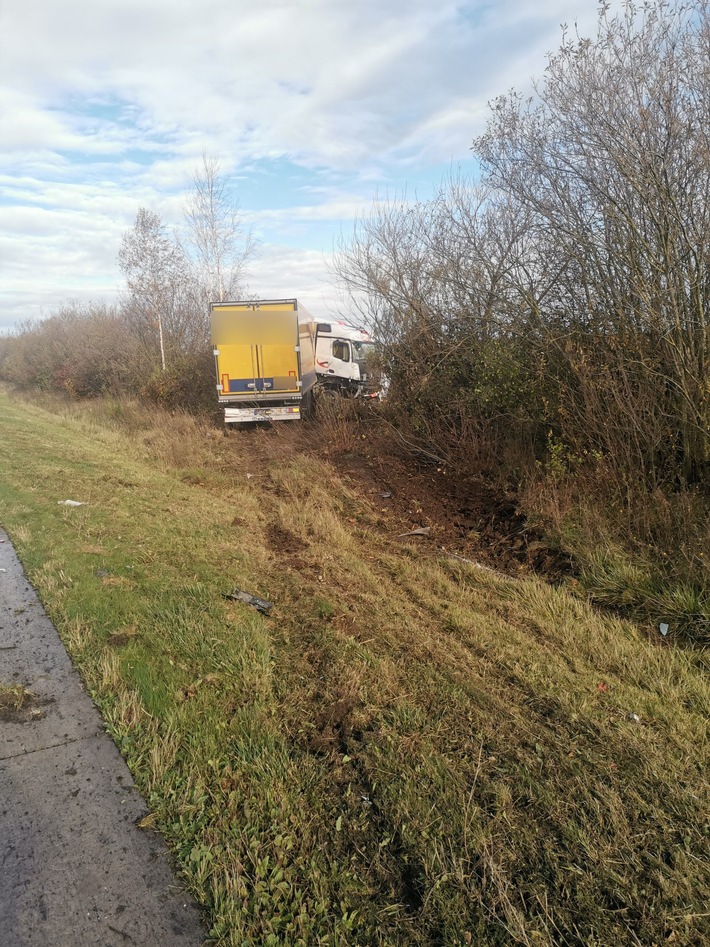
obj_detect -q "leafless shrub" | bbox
[335,0,710,494]
[332,175,551,481]
[476,0,710,486]
[0,301,138,396]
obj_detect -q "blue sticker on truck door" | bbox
[228,378,274,392]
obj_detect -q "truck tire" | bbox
[302,388,316,421]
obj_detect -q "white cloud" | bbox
[0,0,617,332]
[247,245,339,317]
[1,0,606,170]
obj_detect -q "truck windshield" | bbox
[352,341,375,362]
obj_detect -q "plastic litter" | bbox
[659,622,669,637]
[398,527,431,538]
[627,712,641,723]
[380,491,392,499]
[444,550,502,575]
[225,588,273,615]
[58,500,85,507]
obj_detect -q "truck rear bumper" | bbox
[224,405,302,423]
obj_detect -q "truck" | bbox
[313,319,379,396]
[210,298,317,424]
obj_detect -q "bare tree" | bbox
[183,150,256,303]
[334,1,709,486]
[333,177,542,368]
[475,0,710,482]
[118,208,192,371]
[331,176,552,470]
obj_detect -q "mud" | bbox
[328,433,574,581]
[233,418,574,581]
[267,524,305,555]
[0,688,54,724]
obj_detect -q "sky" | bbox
[0,0,607,332]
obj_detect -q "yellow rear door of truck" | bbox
[211,302,300,398]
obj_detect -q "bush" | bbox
[0,301,216,417]
[139,350,217,414]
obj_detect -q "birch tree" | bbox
[118,208,191,371]
[183,150,256,303]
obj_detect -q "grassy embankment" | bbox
[0,389,708,946]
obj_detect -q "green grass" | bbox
[0,389,708,946]
[522,476,710,645]
[0,682,34,712]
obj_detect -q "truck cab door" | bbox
[330,340,360,381]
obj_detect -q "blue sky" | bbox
[0,0,606,331]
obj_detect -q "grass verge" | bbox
[0,389,708,946]
[522,472,710,645]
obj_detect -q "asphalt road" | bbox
[0,528,206,947]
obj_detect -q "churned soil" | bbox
[0,686,53,724]
[319,426,575,581]
[226,415,574,581]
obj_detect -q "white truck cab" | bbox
[315,321,378,395]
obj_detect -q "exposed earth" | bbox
[231,409,575,583]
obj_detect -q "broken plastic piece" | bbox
[58,500,85,507]
[627,712,641,723]
[659,622,669,637]
[380,491,392,499]
[225,588,273,615]
[444,550,501,575]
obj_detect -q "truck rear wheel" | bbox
[301,388,316,421]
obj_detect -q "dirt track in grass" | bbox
[230,412,575,582]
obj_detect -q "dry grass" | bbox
[522,466,710,643]
[0,683,34,713]
[0,388,708,946]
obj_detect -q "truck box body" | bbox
[210,299,316,422]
